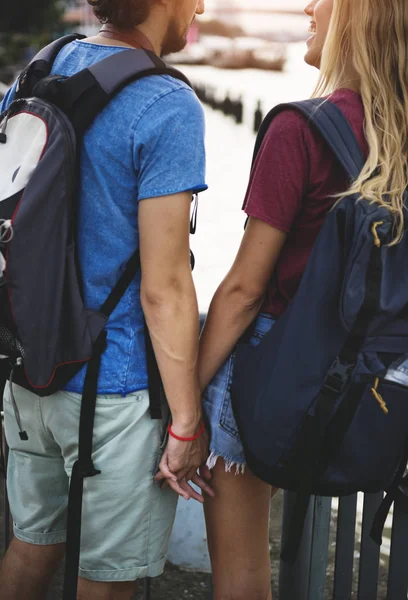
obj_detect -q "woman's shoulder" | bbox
[260,90,365,158]
[257,106,312,162]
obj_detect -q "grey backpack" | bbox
[0,34,191,599]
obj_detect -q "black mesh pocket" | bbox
[0,324,24,359]
[0,285,24,359]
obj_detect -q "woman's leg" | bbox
[204,460,277,600]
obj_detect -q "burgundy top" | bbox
[243,89,368,317]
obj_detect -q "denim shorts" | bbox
[202,313,275,473]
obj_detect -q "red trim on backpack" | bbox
[3,111,95,391]
[23,355,93,389]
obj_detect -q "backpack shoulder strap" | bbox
[16,34,85,99]
[41,48,192,134]
[253,98,366,182]
[87,48,191,94]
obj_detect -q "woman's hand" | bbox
[154,428,214,502]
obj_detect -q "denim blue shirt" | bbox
[1,40,207,395]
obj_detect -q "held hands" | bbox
[154,422,214,503]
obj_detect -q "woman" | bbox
[198,0,408,598]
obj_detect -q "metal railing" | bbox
[280,492,408,599]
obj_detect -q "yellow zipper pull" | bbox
[371,377,389,415]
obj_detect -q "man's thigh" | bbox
[3,384,69,545]
[45,389,178,582]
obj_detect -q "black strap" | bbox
[370,443,408,545]
[36,48,192,134]
[0,359,10,475]
[0,362,11,553]
[63,331,106,600]
[144,321,163,420]
[2,437,10,554]
[287,224,383,477]
[16,34,85,99]
[339,241,383,363]
[98,250,163,419]
[281,242,383,562]
[252,99,365,181]
[100,250,141,318]
[63,248,164,598]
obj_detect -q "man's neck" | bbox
[85,27,161,55]
[85,8,167,56]
[136,22,162,56]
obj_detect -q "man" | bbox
[0,0,210,598]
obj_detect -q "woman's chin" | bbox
[304,47,320,69]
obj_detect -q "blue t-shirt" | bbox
[0,40,207,395]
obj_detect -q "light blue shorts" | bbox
[202,313,275,473]
[3,385,178,582]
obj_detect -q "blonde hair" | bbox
[313,0,408,244]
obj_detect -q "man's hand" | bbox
[154,429,214,502]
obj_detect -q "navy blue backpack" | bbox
[231,99,408,562]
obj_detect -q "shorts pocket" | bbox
[219,352,240,440]
[60,390,147,405]
[219,317,275,440]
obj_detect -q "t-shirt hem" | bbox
[244,208,291,233]
[138,183,208,201]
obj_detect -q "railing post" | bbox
[308,496,332,599]
[279,491,314,600]
[334,494,358,600]
[387,493,408,598]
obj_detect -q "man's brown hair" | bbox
[87,0,152,30]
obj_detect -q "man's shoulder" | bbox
[53,40,197,111]
[128,72,197,111]
[125,73,203,132]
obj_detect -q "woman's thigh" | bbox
[204,461,277,600]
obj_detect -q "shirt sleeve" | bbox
[0,81,17,113]
[133,86,207,201]
[243,109,310,233]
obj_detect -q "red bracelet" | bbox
[168,421,205,442]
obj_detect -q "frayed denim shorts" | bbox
[202,313,275,473]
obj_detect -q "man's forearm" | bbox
[142,279,202,433]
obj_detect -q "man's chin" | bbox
[161,36,188,57]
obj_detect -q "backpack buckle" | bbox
[323,357,354,395]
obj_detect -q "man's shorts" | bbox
[3,384,178,582]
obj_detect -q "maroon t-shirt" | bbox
[243,89,368,317]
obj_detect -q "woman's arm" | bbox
[198,216,287,391]
[199,109,310,390]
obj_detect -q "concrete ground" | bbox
[0,476,283,599]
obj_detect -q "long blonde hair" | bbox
[313,0,408,244]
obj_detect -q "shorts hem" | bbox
[13,525,66,546]
[78,556,167,582]
[207,450,246,474]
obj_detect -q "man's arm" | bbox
[139,191,201,431]
[139,191,212,501]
